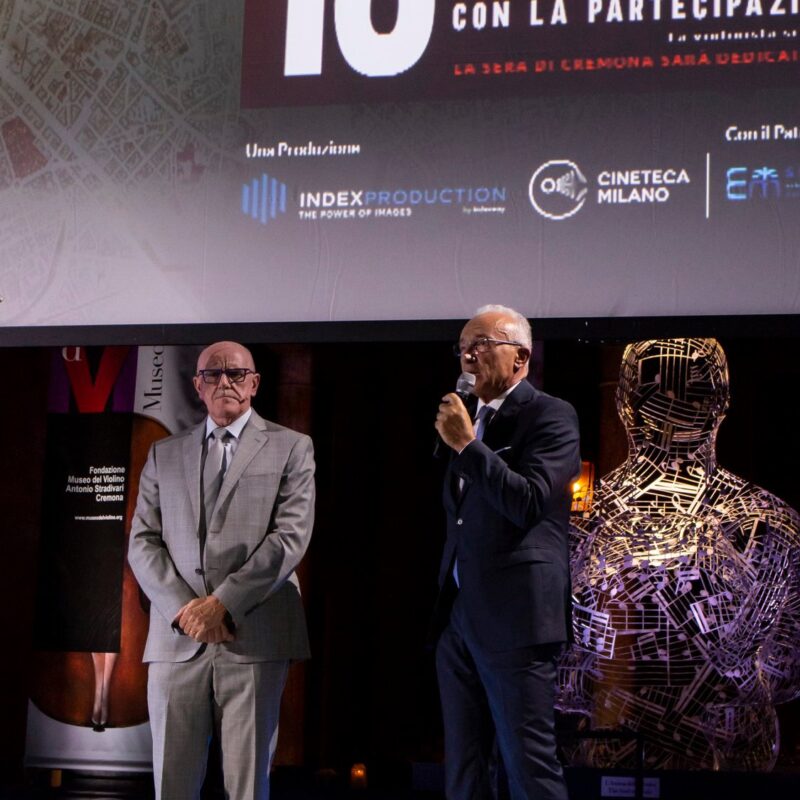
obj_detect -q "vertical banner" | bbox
[133,344,205,433]
[25,345,203,772]
[34,414,132,653]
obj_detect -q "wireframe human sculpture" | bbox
[558,338,800,770]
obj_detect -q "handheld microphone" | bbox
[434,373,476,458]
[454,372,477,400]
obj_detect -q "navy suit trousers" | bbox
[436,594,568,800]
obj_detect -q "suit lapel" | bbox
[454,380,536,503]
[481,379,534,450]
[183,422,206,532]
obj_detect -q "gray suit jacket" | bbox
[129,410,315,663]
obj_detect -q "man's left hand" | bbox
[196,624,235,644]
[436,392,476,452]
[176,596,229,640]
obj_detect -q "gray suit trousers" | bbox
[147,646,288,800]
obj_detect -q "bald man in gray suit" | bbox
[129,341,315,800]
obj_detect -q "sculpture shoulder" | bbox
[709,468,800,539]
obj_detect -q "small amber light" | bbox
[350,763,367,789]
[571,461,595,513]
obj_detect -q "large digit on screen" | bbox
[335,0,435,76]
[284,0,325,76]
[284,0,435,77]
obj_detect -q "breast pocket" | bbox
[492,546,554,569]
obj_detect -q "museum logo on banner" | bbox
[528,158,692,220]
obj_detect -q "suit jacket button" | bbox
[457,519,463,526]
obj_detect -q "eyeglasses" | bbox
[197,368,255,384]
[453,337,523,358]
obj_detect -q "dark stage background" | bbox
[2,335,800,788]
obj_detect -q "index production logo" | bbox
[241,173,288,224]
[237,171,508,226]
[528,160,588,221]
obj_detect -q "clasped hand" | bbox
[174,596,234,643]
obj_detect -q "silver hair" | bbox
[474,304,532,350]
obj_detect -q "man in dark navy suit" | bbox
[434,305,580,800]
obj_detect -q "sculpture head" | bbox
[616,338,729,449]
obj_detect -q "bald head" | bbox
[193,341,260,426]
[196,341,255,373]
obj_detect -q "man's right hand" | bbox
[436,392,477,452]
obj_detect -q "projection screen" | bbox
[0,0,799,335]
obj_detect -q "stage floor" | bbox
[3,766,800,799]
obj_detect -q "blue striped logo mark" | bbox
[241,174,288,224]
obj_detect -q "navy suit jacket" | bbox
[437,379,580,652]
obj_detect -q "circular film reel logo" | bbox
[528,160,588,221]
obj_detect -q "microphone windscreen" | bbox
[455,372,476,397]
